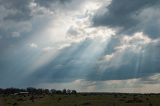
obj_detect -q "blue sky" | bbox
[0,0,160,93]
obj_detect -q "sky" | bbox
[0,0,160,93]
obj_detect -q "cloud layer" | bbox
[93,0,160,38]
[0,0,159,92]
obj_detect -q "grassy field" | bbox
[0,93,160,106]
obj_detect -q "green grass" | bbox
[0,94,160,106]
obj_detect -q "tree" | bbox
[66,89,71,94]
[51,89,56,94]
[27,87,36,94]
[62,89,66,94]
[71,90,77,94]
[44,89,49,94]
[56,90,62,94]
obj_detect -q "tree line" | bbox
[0,87,77,95]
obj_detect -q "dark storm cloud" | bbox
[0,0,33,41]
[34,0,72,8]
[0,0,33,21]
[0,0,84,39]
[93,0,160,38]
[34,0,85,12]
[0,0,71,22]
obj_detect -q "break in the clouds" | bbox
[0,0,160,93]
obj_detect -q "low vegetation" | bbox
[0,88,160,106]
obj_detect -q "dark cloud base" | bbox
[93,0,160,39]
